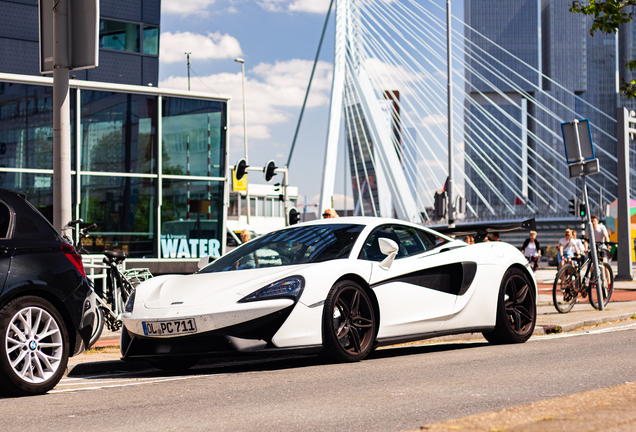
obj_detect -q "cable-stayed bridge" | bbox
[317,0,630,224]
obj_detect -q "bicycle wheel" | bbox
[589,263,614,309]
[553,264,578,313]
[88,306,105,349]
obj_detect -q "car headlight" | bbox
[239,276,305,303]
[124,290,136,312]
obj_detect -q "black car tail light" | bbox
[61,243,86,278]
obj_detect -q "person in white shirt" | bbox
[585,215,611,284]
[571,230,585,256]
[558,229,580,268]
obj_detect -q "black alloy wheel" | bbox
[322,280,376,362]
[483,268,536,344]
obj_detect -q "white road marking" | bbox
[50,375,206,393]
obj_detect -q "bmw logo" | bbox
[29,341,36,350]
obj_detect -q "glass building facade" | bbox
[464,0,620,217]
[0,73,229,261]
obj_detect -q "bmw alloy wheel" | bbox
[5,305,64,384]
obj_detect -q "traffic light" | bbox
[264,160,277,182]
[579,202,586,218]
[568,197,579,216]
[235,159,247,180]
[288,207,301,225]
[434,191,446,219]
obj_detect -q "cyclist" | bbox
[557,229,580,268]
[521,230,541,271]
[585,215,611,281]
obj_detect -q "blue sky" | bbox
[158,0,463,211]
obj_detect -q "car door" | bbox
[0,200,14,294]
[364,224,460,339]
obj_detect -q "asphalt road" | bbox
[1,323,635,432]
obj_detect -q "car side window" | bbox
[359,225,426,261]
[0,202,10,239]
[415,228,438,250]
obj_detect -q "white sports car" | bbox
[120,217,537,369]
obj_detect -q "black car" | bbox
[0,188,95,396]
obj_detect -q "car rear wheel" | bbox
[483,268,536,344]
[321,280,376,362]
[0,296,69,396]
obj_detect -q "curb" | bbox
[540,311,636,333]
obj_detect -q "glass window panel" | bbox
[143,26,159,56]
[0,84,75,170]
[81,91,157,174]
[240,194,246,216]
[99,20,140,53]
[0,172,77,224]
[229,193,238,216]
[161,179,224,258]
[79,176,156,257]
[257,197,264,216]
[265,198,272,217]
[273,199,280,217]
[162,98,225,177]
[250,197,257,216]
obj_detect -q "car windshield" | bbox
[199,223,365,273]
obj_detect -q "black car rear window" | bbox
[0,202,10,238]
[13,198,61,242]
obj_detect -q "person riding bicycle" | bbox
[557,229,580,268]
[521,230,541,271]
[585,215,610,261]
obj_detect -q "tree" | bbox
[571,0,636,98]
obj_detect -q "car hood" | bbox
[141,265,312,309]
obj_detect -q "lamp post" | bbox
[235,58,250,224]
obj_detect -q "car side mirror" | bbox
[197,255,217,269]
[378,238,399,270]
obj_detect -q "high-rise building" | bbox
[464,0,618,216]
[0,0,160,86]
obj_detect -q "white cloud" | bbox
[159,59,333,141]
[258,0,331,13]
[160,32,243,63]
[162,0,216,17]
[421,114,447,127]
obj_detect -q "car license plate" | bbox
[142,319,197,336]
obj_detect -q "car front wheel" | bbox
[0,296,69,396]
[321,280,376,362]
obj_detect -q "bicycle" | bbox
[552,241,615,313]
[62,220,152,347]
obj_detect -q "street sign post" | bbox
[561,119,605,310]
[39,0,99,232]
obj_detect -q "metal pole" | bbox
[283,168,289,226]
[236,58,250,224]
[582,176,604,310]
[186,52,191,91]
[616,107,634,280]
[53,0,72,232]
[446,0,454,228]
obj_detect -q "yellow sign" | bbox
[232,169,247,192]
